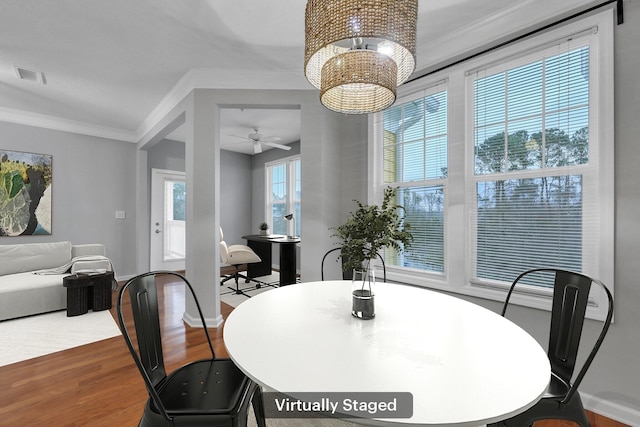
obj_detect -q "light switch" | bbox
[115,211,126,219]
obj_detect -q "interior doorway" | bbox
[150,168,186,271]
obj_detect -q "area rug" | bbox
[0,310,121,367]
[221,271,280,308]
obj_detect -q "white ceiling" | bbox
[0,0,600,154]
[217,107,301,154]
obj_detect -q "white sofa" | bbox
[0,241,112,321]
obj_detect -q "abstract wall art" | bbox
[0,149,52,236]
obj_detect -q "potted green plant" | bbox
[258,222,269,236]
[330,186,413,277]
[330,187,413,319]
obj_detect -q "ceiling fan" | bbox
[226,128,292,154]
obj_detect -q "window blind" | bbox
[372,9,613,320]
[470,39,595,286]
[383,88,448,273]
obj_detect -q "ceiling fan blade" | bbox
[228,134,252,141]
[262,141,292,151]
[260,136,282,142]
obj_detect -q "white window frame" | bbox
[265,155,301,236]
[370,10,614,321]
[371,82,450,282]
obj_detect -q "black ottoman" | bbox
[62,271,114,317]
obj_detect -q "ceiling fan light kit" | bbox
[304,0,418,115]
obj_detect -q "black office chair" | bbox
[321,247,387,282]
[489,268,613,427]
[116,271,266,427]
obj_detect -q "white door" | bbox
[150,169,186,271]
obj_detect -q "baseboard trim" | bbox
[183,312,223,328]
[583,391,640,426]
[114,274,135,282]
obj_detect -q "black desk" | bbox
[242,235,300,286]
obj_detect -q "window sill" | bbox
[384,267,611,322]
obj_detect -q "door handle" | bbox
[155,229,161,234]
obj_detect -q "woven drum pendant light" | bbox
[321,50,397,114]
[304,0,418,114]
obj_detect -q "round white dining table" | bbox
[223,281,550,426]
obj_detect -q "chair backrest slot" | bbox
[548,270,591,383]
[129,276,166,387]
[136,290,162,375]
[555,285,579,362]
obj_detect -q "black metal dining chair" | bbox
[116,271,265,427]
[320,247,387,282]
[489,268,613,427]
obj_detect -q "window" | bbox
[163,179,185,260]
[266,156,301,236]
[382,88,448,273]
[471,43,592,285]
[372,10,613,320]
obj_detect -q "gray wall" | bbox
[338,115,369,220]
[219,150,254,246]
[0,121,137,277]
[147,139,186,172]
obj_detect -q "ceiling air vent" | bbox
[12,65,47,85]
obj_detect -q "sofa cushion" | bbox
[0,272,67,320]
[71,244,106,258]
[0,241,72,276]
[0,271,66,292]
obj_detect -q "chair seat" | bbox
[543,372,572,401]
[157,358,251,415]
[227,245,261,265]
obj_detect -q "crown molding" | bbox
[415,0,599,73]
[135,68,311,143]
[0,68,311,144]
[0,106,138,143]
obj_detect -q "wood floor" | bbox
[0,274,628,427]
